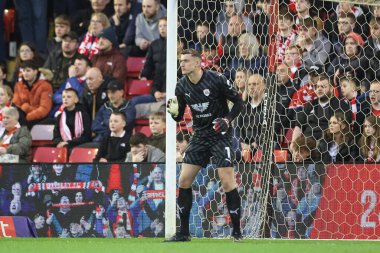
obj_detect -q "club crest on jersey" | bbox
[203,89,210,96]
[191,102,209,112]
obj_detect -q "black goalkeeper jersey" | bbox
[173,70,242,135]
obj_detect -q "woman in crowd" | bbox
[359,115,380,162]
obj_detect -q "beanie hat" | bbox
[98,27,119,47]
[345,32,364,47]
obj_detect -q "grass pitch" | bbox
[1,238,380,253]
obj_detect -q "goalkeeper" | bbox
[166,49,244,242]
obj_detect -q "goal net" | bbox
[175,0,380,239]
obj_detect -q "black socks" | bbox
[178,187,193,236]
[225,188,241,235]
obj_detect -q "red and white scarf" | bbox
[59,110,84,141]
[78,32,100,59]
[276,30,297,64]
[0,125,20,148]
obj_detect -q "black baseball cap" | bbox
[107,79,124,91]
[62,31,79,41]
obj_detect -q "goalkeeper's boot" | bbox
[163,233,191,242]
[231,232,243,242]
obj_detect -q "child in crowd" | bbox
[148,112,166,153]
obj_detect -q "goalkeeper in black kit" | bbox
[165,49,244,242]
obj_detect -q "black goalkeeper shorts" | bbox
[183,132,233,168]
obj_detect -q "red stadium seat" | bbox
[274,150,288,163]
[126,79,152,99]
[126,57,145,78]
[33,147,67,163]
[69,148,98,163]
[252,149,263,162]
[134,125,151,136]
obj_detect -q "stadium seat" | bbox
[126,57,145,78]
[69,148,98,163]
[134,125,151,136]
[126,79,152,99]
[274,150,288,163]
[31,124,55,147]
[252,149,263,162]
[33,147,67,163]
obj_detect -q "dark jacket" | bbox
[5,126,32,163]
[141,36,166,95]
[148,133,165,153]
[94,132,131,162]
[53,104,92,149]
[317,138,359,163]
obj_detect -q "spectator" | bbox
[46,195,73,236]
[277,5,297,64]
[176,130,191,162]
[125,132,165,162]
[148,112,165,153]
[250,0,270,48]
[292,74,351,142]
[92,79,135,142]
[44,31,79,92]
[366,17,380,81]
[110,0,142,56]
[72,0,114,36]
[225,33,267,81]
[294,0,319,30]
[47,15,71,57]
[233,68,251,102]
[189,20,211,52]
[201,34,222,73]
[13,60,53,127]
[330,12,356,60]
[0,85,27,133]
[10,42,45,85]
[289,134,316,163]
[139,17,167,104]
[91,27,127,84]
[0,107,32,163]
[133,0,167,57]
[94,112,131,162]
[0,63,10,87]
[317,112,358,163]
[356,80,380,126]
[295,17,331,69]
[14,0,48,54]
[359,115,380,162]
[51,55,92,117]
[215,0,252,40]
[340,77,362,125]
[284,44,306,88]
[80,67,109,120]
[33,213,48,237]
[53,88,91,150]
[78,13,111,60]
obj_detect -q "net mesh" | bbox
[175,0,380,239]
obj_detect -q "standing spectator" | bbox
[0,107,32,163]
[92,79,135,142]
[133,0,167,57]
[125,133,165,162]
[94,112,131,162]
[276,6,297,64]
[359,115,380,162]
[91,27,127,84]
[47,15,71,57]
[13,60,53,127]
[147,112,166,153]
[53,88,91,150]
[78,13,111,60]
[44,31,79,92]
[14,0,48,54]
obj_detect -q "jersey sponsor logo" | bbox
[203,89,210,96]
[191,102,209,113]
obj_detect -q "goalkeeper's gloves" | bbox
[167,97,179,117]
[212,118,229,135]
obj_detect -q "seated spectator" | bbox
[0,107,32,163]
[237,74,266,155]
[294,0,320,31]
[201,34,222,73]
[356,80,380,128]
[215,0,252,40]
[13,60,53,128]
[0,63,11,87]
[110,0,142,57]
[94,112,131,162]
[78,13,111,60]
[0,85,26,134]
[53,88,91,150]
[47,15,71,56]
[292,74,351,142]
[148,112,165,153]
[92,79,135,142]
[190,21,212,52]
[72,0,114,36]
[359,115,380,162]
[132,0,167,57]
[44,31,79,92]
[340,77,363,127]
[284,44,306,88]
[80,67,110,120]
[289,134,317,163]
[176,130,191,163]
[233,68,251,102]
[51,55,92,117]
[125,132,165,162]
[10,42,45,85]
[327,32,369,89]
[91,27,127,84]
[276,5,297,64]
[317,112,358,163]
[295,17,331,69]
[225,33,267,81]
